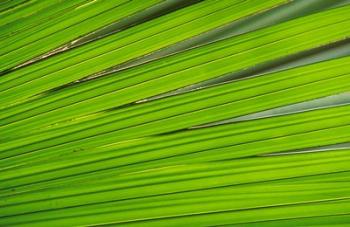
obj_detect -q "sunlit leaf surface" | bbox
[0,0,349,226]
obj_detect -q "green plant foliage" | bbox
[0,0,349,226]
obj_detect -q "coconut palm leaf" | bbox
[0,0,349,226]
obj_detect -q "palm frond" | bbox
[0,1,349,226]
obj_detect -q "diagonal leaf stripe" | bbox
[0,0,166,70]
[0,56,349,155]
[0,149,349,226]
[2,187,350,226]
[0,0,289,72]
[0,0,84,37]
[1,5,349,135]
[0,105,349,191]
[1,1,349,226]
